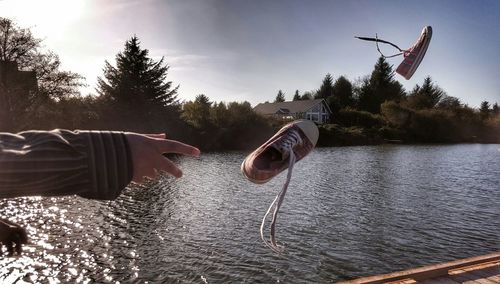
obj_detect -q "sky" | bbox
[1,0,499,107]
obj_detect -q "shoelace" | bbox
[260,130,303,253]
[355,34,408,59]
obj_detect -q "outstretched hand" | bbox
[125,133,200,183]
[0,219,28,256]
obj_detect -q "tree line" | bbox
[0,18,276,151]
[1,17,498,151]
[273,57,500,145]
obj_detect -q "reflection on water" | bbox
[1,144,499,283]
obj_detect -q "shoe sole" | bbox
[241,158,272,184]
[397,26,432,80]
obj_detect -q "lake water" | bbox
[1,144,499,283]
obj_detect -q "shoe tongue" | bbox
[270,143,290,161]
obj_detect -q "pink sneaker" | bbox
[241,120,318,252]
[396,26,432,80]
[241,119,319,184]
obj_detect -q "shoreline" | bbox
[197,142,500,153]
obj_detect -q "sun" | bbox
[0,0,86,40]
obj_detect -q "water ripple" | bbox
[1,145,499,283]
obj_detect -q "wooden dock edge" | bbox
[337,252,500,284]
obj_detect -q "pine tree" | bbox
[275,90,285,102]
[293,90,301,101]
[358,57,405,113]
[181,94,212,129]
[492,103,499,115]
[97,36,178,109]
[332,75,354,108]
[210,101,229,128]
[407,76,445,109]
[480,101,490,119]
[315,73,334,99]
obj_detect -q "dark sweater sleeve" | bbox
[0,130,133,200]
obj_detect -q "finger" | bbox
[156,140,200,157]
[133,160,182,182]
[135,167,160,183]
[133,174,157,184]
[155,157,183,178]
[132,175,148,184]
[15,239,22,255]
[145,133,167,139]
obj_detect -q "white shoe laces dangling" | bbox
[260,130,303,253]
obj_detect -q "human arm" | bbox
[0,130,200,200]
[0,130,199,255]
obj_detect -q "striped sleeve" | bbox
[0,130,133,200]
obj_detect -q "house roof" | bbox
[254,99,330,115]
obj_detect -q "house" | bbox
[0,61,38,92]
[254,99,332,124]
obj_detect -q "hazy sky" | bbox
[1,0,499,107]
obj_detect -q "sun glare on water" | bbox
[0,0,85,39]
